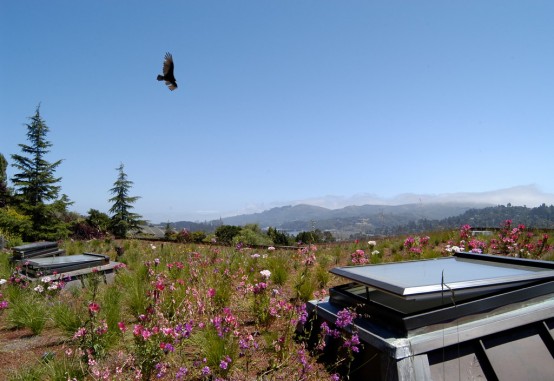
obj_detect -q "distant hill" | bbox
[169,220,222,233]
[221,204,333,227]
[162,202,554,239]
[165,201,492,235]
[220,202,492,228]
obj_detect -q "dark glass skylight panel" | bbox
[22,253,110,276]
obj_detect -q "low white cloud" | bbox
[291,185,554,210]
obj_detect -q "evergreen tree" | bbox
[0,153,10,207]
[10,106,70,240]
[267,226,292,245]
[164,222,175,240]
[108,163,142,238]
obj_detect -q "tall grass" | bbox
[267,254,290,286]
[7,354,85,381]
[118,265,149,317]
[101,284,123,333]
[0,252,12,279]
[294,271,319,302]
[44,355,85,381]
[193,327,237,376]
[50,300,83,336]
[7,289,48,335]
[7,365,45,381]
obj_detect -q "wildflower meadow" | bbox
[0,221,553,380]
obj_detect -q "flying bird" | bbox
[157,52,177,91]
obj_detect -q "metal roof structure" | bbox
[305,252,554,380]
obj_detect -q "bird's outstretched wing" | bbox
[163,53,175,77]
[159,52,177,90]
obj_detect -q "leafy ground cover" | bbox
[0,221,552,380]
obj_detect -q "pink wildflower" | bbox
[155,280,165,291]
[88,302,100,314]
[141,328,152,340]
[73,327,87,339]
[351,249,368,264]
[133,324,143,336]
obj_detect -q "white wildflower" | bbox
[260,270,271,279]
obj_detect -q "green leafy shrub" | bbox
[232,226,273,246]
[0,208,31,244]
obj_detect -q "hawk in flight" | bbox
[157,52,177,91]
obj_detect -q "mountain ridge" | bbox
[163,186,554,236]
[166,201,493,234]
[219,201,493,228]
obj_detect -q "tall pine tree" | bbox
[11,105,70,240]
[108,163,142,238]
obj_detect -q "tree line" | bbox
[347,203,554,240]
[0,106,142,246]
[162,223,335,246]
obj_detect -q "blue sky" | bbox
[2,1,554,223]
